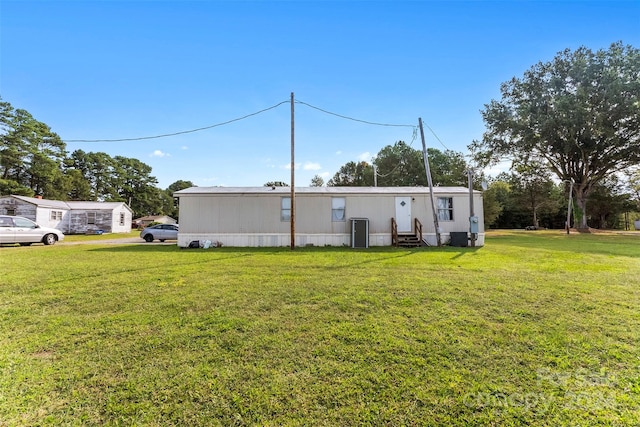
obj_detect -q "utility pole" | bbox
[565,180,573,235]
[468,169,476,247]
[290,92,295,250]
[373,164,378,187]
[418,118,441,247]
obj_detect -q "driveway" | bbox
[63,237,176,245]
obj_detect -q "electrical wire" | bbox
[375,127,419,178]
[423,123,450,152]
[295,99,416,128]
[64,100,290,143]
[62,97,451,155]
[294,98,426,179]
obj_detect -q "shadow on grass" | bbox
[46,249,257,285]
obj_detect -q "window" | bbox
[119,212,125,226]
[437,197,453,221]
[281,197,291,221]
[51,210,63,221]
[6,208,15,216]
[87,212,96,224]
[14,217,37,228]
[331,197,346,221]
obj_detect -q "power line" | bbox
[295,98,450,151]
[422,122,450,151]
[375,128,419,178]
[63,100,290,143]
[295,99,416,128]
[62,97,452,153]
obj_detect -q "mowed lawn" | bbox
[1,231,639,426]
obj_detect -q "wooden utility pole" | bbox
[468,169,476,247]
[418,118,441,246]
[290,92,295,250]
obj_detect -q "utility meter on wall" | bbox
[469,216,479,234]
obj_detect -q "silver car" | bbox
[140,224,179,242]
[0,215,65,246]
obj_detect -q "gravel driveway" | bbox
[63,237,176,245]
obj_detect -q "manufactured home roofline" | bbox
[174,186,481,196]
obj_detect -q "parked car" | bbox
[140,224,179,242]
[0,215,65,246]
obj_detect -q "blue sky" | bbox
[2,1,638,189]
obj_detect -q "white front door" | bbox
[395,197,412,232]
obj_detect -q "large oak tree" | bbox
[470,42,640,229]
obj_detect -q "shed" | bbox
[173,186,484,247]
[134,215,177,228]
[0,195,133,234]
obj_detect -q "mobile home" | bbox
[174,186,484,247]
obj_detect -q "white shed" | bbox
[174,186,484,247]
[0,195,133,234]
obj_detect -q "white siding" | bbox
[176,187,485,247]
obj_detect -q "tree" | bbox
[0,99,67,198]
[424,149,468,187]
[66,150,117,201]
[327,161,374,186]
[481,181,504,228]
[0,178,33,196]
[167,180,195,193]
[64,169,93,200]
[264,181,289,187]
[627,168,640,211]
[373,141,423,186]
[587,177,635,229]
[509,163,560,227]
[111,156,160,216]
[328,142,468,187]
[310,175,324,187]
[470,42,640,229]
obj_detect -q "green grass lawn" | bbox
[1,230,639,426]
[61,230,141,242]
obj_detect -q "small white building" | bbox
[174,186,484,247]
[0,195,133,234]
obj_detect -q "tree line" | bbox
[0,98,192,218]
[306,141,639,230]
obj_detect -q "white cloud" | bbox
[303,161,321,171]
[151,150,170,158]
[319,171,331,179]
[335,150,342,155]
[357,152,371,162]
[283,163,301,170]
[181,146,188,150]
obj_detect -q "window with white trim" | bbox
[437,197,454,221]
[119,212,126,226]
[281,197,291,222]
[331,197,346,222]
[51,210,63,221]
[87,212,96,224]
